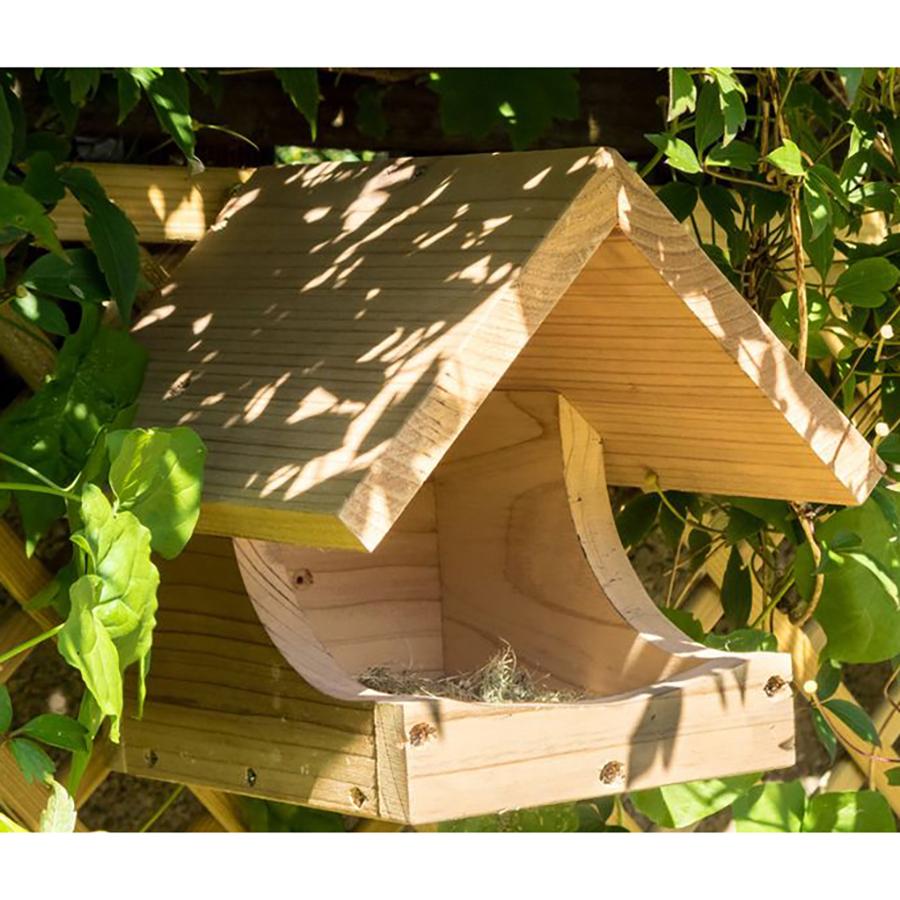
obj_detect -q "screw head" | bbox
[599,761,626,785]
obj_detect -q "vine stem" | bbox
[0,451,70,493]
[0,481,76,501]
[749,575,795,628]
[0,622,64,666]
[788,182,810,369]
[806,689,900,766]
[138,784,185,833]
[793,509,824,627]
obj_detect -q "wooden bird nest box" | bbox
[126,147,882,824]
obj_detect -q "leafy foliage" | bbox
[429,69,579,150]
[0,70,209,790]
[3,64,900,831]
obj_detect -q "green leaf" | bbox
[9,738,55,784]
[694,81,724,155]
[45,70,79,134]
[614,492,660,549]
[430,69,579,151]
[660,607,706,643]
[24,131,70,165]
[700,183,739,234]
[116,70,142,124]
[0,83,12,172]
[726,496,792,534]
[803,214,835,280]
[802,791,895,832]
[838,69,865,106]
[886,767,900,786]
[803,176,832,241]
[667,68,696,120]
[823,698,880,745]
[0,182,66,258]
[878,433,900,465]
[60,167,140,323]
[725,507,763,544]
[275,69,321,141]
[107,427,207,559]
[12,290,69,336]
[707,69,747,147]
[0,684,12,733]
[65,69,100,106]
[630,773,759,829]
[815,658,841,701]
[17,714,90,753]
[704,629,777,653]
[129,68,198,166]
[811,707,838,762]
[704,140,759,172]
[21,248,108,303]
[58,575,124,738]
[646,134,702,174]
[834,258,900,308]
[656,182,697,222]
[722,546,752,629]
[39,779,77,833]
[22,151,66,206]
[0,315,147,550]
[766,140,806,178]
[70,485,160,723]
[769,289,829,358]
[732,781,806,832]
[794,495,900,663]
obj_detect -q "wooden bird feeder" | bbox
[124,147,882,824]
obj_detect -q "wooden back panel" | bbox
[434,392,696,695]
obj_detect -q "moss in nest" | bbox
[358,642,581,703]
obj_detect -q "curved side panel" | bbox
[558,394,713,658]
[233,538,369,701]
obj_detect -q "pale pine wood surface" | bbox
[131,147,879,552]
[397,651,794,824]
[231,391,795,821]
[51,163,252,242]
[118,534,383,818]
[435,392,692,694]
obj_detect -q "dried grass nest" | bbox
[358,641,581,703]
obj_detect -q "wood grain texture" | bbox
[117,535,383,819]
[232,392,795,821]
[237,486,442,680]
[0,744,89,831]
[0,609,42,684]
[188,785,248,832]
[131,147,879,552]
[0,306,57,390]
[396,651,794,824]
[51,163,253,242]
[435,392,693,694]
[0,521,56,629]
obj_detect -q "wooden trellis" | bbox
[0,158,896,830]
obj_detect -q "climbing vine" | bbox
[2,67,899,831]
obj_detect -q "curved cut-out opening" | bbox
[235,391,722,704]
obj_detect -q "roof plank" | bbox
[133,147,881,549]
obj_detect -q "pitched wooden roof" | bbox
[133,147,882,550]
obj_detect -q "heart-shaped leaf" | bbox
[107,427,206,559]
